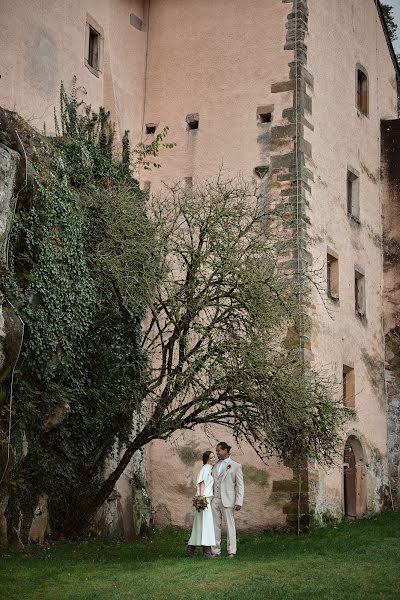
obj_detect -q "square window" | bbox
[186,113,199,130]
[259,112,272,123]
[146,123,156,134]
[257,105,273,124]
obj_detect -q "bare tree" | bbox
[77,178,347,531]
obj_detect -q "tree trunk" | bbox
[71,425,154,536]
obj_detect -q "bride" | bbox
[186,450,216,558]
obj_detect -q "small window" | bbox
[257,105,273,124]
[130,13,143,31]
[142,181,151,192]
[146,123,156,134]
[354,268,366,317]
[356,67,368,115]
[186,113,199,130]
[343,365,355,408]
[254,165,269,179]
[85,16,104,76]
[347,169,360,221]
[184,177,193,191]
[259,112,272,123]
[327,251,339,300]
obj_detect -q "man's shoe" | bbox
[211,553,221,558]
[227,553,236,558]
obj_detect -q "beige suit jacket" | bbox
[216,460,244,508]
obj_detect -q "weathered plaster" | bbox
[0,0,148,147]
[0,143,20,544]
[306,0,397,522]
[382,119,400,504]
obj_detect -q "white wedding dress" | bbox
[188,463,216,546]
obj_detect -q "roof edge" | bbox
[375,0,400,80]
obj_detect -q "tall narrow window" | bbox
[343,365,355,408]
[88,27,99,70]
[327,251,339,300]
[356,67,368,116]
[347,168,360,221]
[85,16,104,76]
[354,267,366,317]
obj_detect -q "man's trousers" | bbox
[211,498,236,555]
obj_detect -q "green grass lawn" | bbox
[1,512,399,600]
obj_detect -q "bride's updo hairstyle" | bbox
[202,450,213,464]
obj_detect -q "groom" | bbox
[211,442,244,557]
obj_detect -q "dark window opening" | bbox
[259,112,272,123]
[254,165,269,179]
[257,105,273,124]
[327,252,339,299]
[186,113,199,131]
[343,365,355,408]
[356,68,368,115]
[146,123,156,134]
[354,269,366,317]
[347,170,360,220]
[130,13,143,31]
[88,26,100,70]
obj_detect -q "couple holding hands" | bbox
[186,442,244,558]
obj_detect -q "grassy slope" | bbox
[0,512,399,600]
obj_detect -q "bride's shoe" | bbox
[186,545,196,557]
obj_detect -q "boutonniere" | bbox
[227,464,232,470]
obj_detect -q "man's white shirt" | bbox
[216,456,232,476]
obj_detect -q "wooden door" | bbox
[344,443,357,518]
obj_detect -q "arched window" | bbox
[356,65,369,116]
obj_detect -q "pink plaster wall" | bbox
[306,0,398,517]
[142,0,297,529]
[146,429,293,530]
[0,0,148,145]
[140,0,292,185]
[143,0,398,526]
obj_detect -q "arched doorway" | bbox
[343,435,367,519]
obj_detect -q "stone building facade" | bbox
[1,0,399,534]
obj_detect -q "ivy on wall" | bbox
[3,83,157,537]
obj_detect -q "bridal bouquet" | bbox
[192,495,209,512]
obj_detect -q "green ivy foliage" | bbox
[5,84,156,537]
